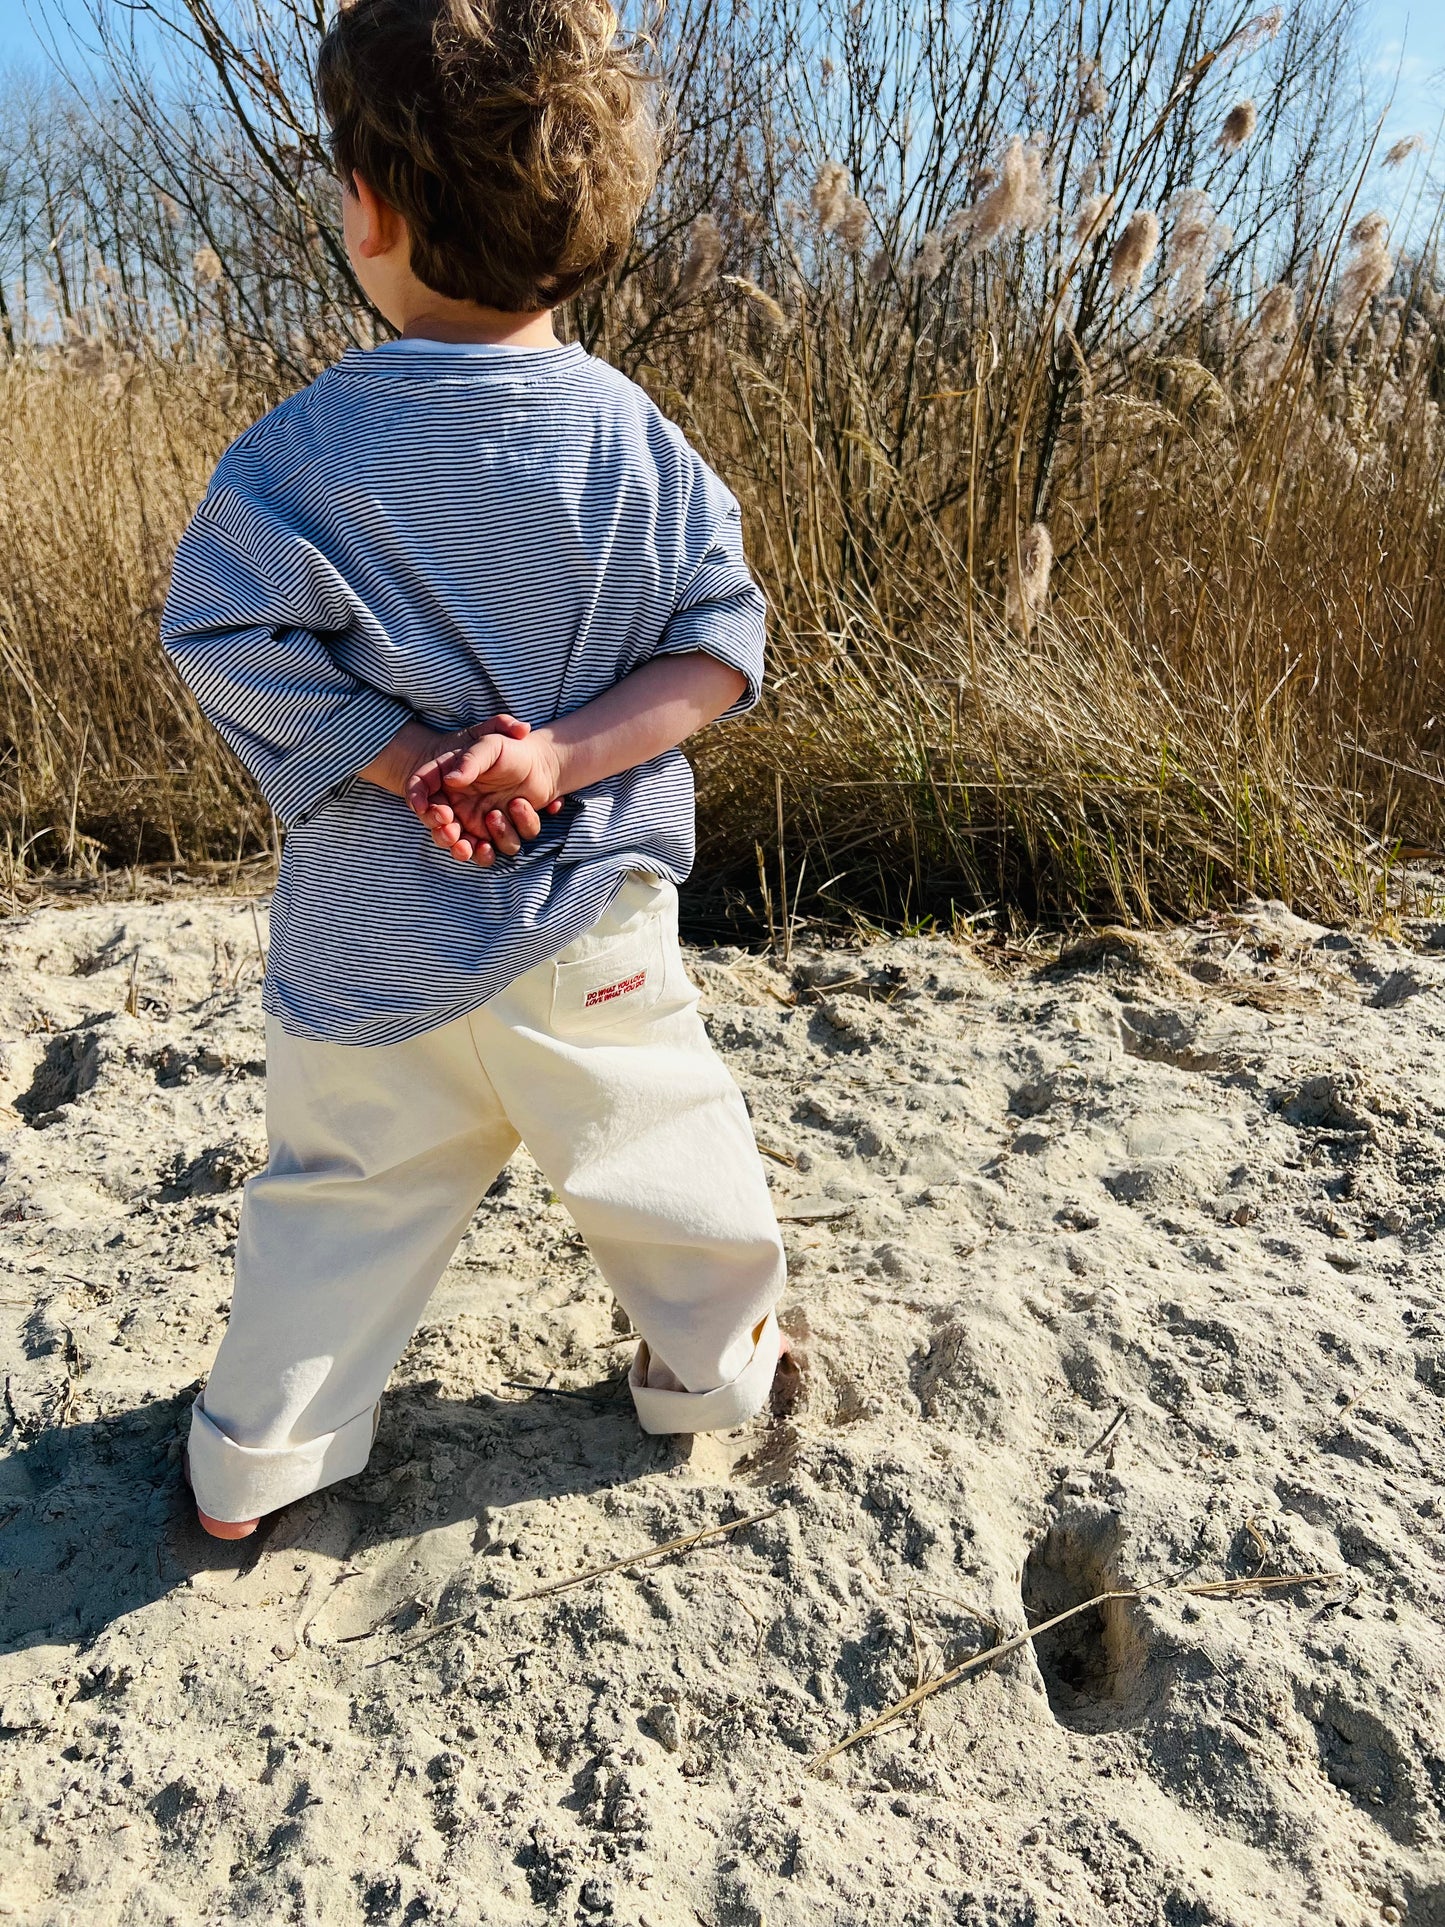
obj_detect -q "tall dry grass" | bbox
[2,0,1443,931]
[683,239,1445,928]
[0,354,280,881]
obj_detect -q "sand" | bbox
[1,888,1443,1927]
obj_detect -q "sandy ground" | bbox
[1,888,1444,1927]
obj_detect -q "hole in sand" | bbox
[15,1026,104,1126]
[1021,1509,1158,1733]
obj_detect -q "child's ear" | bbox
[350,172,403,259]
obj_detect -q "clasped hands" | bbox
[372,714,565,864]
[364,653,745,861]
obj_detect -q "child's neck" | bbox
[396,298,558,349]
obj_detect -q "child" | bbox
[161,0,787,1539]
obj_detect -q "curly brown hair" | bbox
[317,0,658,313]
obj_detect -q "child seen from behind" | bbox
[161,0,788,1538]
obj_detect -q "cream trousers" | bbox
[188,874,786,1523]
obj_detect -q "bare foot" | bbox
[182,1449,259,1540]
[771,1330,804,1419]
[197,1509,260,1541]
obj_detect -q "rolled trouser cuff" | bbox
[628,1311,780,1435]
[187,1394,379,1523]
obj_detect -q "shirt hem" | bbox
[260,856,670,1047]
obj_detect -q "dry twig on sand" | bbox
[371,1506,786,1664]
[510,1505,785,1605]
[1083,1405,1130,1457]
[499,1377,628,1404]
[809,1569,1343,1770]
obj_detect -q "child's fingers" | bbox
[485,808,523,857]
[418,804,464,857]
[506,798,542,840]
[441,734,506,790]
[408,761,475,821]
[405,766,442,816]
[544,798,564,815]
[450,793,492,840]
[447,831,493,863]
[468,713,529,741]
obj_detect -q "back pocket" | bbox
[550,920,667,1033]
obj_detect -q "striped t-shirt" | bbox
[161,339,766,1046]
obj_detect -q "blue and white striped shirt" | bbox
[162,340,766,1045]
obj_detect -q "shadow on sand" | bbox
[0,1369,676,1655]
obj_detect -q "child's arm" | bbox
[408,653,747,863]
[161,480,554,862]
[409,458,764,864]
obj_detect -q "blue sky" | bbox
[2,1,1443,159]
[1369,2,1445,144]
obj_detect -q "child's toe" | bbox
[770,1332,805,1418]
[196,1508,260,1540]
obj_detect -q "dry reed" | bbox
[1383,134,1426,169]
[1109,210,1161,295]
[1,0,1442,935]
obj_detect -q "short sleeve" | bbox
[161,484,413,827]
[651,467,766,722]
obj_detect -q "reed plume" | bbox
[1221,9,1283,59]
[1254,282,1296,337]
[1005,521,1053,634]
[910,229,946,282]
[837,196,870,251]
[676,214,724,301]
[810,160,850,233]
[1337,213,1393,330]
[1219,99,1257,155]
[723,274,792,333]
[1071,192,1112,246]
[1109,210,1160,295]
[1165,190,1227,315]
[962,134,1049,249]
[1076,57,1108,120]
[1383,134,1425,168]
